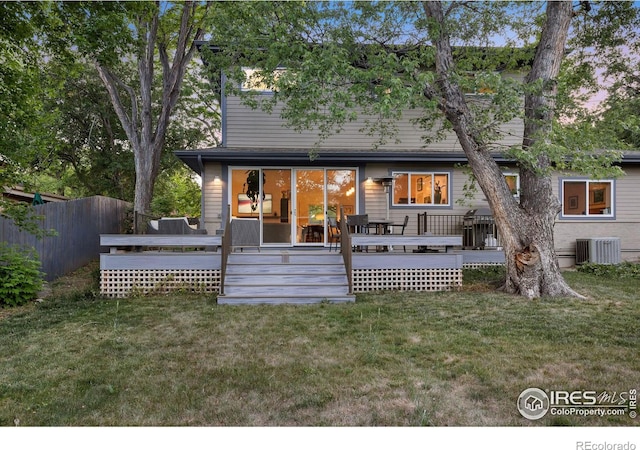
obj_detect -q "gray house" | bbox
[176,45,640,269]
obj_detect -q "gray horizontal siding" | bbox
[225,95,523,151]
[611,167,640,221]
[553,167,640,262]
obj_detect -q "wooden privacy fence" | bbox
[1,196,130,281]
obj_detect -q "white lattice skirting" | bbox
[352,268,462,292]
[101,269,221,298]
[462,262,505,269]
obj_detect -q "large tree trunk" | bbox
[423,1,584,298]
[507,1,583,298]
[95,1,206,218]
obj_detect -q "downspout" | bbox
[221,71,227,147]
[198,154,205,230]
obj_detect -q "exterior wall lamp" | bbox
[380,177,393,194]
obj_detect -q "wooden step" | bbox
[220,250,354,305]
[223,284,349,296]
[227,252,344,265]
[218,294,355,305]
[225,264,346,275]
[224,274,348,286]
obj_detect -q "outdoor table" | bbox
[366,219,394,251]
[367,219,393,235]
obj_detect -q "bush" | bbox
[576,262,640,279]
[463,265,506,285]
[0,243,43,307]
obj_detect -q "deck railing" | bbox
[220,205,232,295]
[418,213,501,248]
[339,207,353,294]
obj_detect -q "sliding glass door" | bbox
[262,169,292,244]
[229,167,357,247]
[293,169,325,245]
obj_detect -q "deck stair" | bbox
[218,251,355,305]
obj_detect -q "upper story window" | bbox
[240,67,286,92]
[561,179,614,218]
[462,72,498,95]
[504,173,520,198]
[392,172,450,207]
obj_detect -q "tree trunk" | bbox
[423,1,584,299]
[95,1,206,218]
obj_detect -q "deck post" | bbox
[340,206,353,294]
[220,205,232,296]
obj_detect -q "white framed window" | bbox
[392,172,450,206]
[504,173,520,198]
[462,72,498,95]
[240,67,286,92]
[561,179,614,217]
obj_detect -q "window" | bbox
[504,173,520,198]
[561,180,614,217]
[392,172,449,206]
[462,72,498,95]
[240,67,286,92]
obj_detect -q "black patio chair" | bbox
[346,214,370,251]
[328,217,341,252]
[390,215,409,252]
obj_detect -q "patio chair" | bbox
[390,215,409,252]
[148,217,207,235]
[346,214,370,234]
[346,214,370,251]
[328,217,341,252]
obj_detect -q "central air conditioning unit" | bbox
[575,238,621,265]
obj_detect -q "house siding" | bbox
[198,156,640,265]
[363,165,640,265]
[202,162,224,234]
[189,67,640,266]
[363,180,386,221]
[224,94,524,152]
[554,167,640,266]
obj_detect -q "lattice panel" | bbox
[352,268,462,292]
[463,262,505,269]
[101,269,221,298]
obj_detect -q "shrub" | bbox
[463,265,506,285]
[576,262,640,279]
[0,243,43,307]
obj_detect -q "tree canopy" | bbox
[2,0,638,288]
[1,1,220,226]
[0,2,59,233]
[206,0,639,298]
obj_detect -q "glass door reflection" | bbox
[294,169,325,245]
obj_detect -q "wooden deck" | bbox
[100,234,221,253]
[350,233,462,249]
[99,232,505,299]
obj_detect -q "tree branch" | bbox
[155,1,209,149]
[138,3,159,151]
[94,62,140,149]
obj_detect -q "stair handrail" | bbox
[220,204,232,296]
[339,206,353,294]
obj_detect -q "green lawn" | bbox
[0,264,638,426]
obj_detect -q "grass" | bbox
[0,263,638,426]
